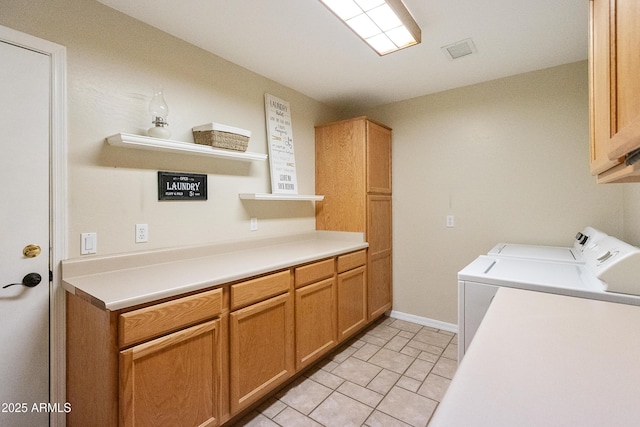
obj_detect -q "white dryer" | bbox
[458,234,640,362]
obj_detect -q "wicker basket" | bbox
[192,123,251,152]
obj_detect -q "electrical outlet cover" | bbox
[135,224,148,243]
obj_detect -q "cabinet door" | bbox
[337,265,367,341]
[590,0,640,182]
[589,0,620,175]
[607,0,640,160]
[366,120,392,194]
[367,195,392,319]
[229,292,294,414]
[295,277,337,369]
[315,118,367,232]
[367,195,392,254]
[119,319,221,427]
[368,252,392,319]
[315,117,392,229]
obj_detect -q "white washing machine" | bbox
[458,234,640,362]
[487,226,607,263]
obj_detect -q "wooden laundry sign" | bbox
[265,93,298,194]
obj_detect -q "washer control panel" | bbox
[587,236,640,295]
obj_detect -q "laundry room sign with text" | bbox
[265,93,298,194]
[158,171,208,200]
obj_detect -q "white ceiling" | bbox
[96,0,589,111]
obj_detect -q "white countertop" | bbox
[430,287,640,427]
[62,231,367,311]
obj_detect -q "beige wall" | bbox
[365,61,624,324]
[3,1,636,325]
[1,0,340,257]
[624,185,640,245]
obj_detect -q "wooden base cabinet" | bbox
[66,287,226,427]
[337,266,367,341]
[229,271,294,414]
[119,320,221,427]
[67,251,379,427]
[337,250,367,341]
[295,278,337,369]
[294,258,338,370]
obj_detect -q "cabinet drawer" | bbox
[231,270,291,310]
[338,250,367,273]
[119,288,223,348]
[294,258,335,288]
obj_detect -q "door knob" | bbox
[23,244,42,258]
[2,273,42,289]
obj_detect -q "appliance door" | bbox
[488,243,580,262]
[458,256,605,294]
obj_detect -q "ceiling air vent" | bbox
[441,38,477,60]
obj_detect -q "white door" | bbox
[0,40,51,426]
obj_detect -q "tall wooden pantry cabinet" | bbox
[315,117,392,320]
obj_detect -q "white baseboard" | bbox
[389,310,458,334]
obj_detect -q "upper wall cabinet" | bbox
[589,0,640,183]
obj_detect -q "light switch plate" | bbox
[81,232,97,255]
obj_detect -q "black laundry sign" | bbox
[158,171,207,201]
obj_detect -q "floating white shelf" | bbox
[239,193,324,201]
[106,133,267,162]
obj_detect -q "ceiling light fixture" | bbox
[320,0,421,56]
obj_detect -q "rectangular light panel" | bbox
[320,0,421,55]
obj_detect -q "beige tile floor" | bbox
[233,317,458,427]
